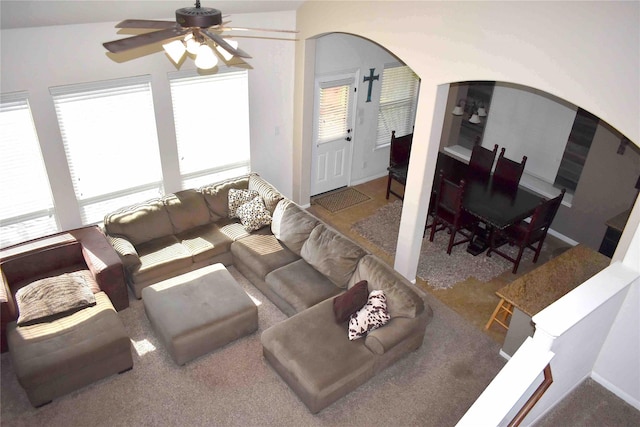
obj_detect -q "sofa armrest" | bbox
[70,227,130,311]
[104,234,141,270]
[364,317,421,355]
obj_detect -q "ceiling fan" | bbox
[103,0,297,69]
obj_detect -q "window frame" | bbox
[313,75,355,146]
[0,91,59,248]
[375,63,420,149]
[50,75,164,225]
[168,68,251,190]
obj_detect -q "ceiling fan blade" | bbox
[202,29,252,59]
[222,26,299,34]
[104,27,189,53]
[115,19,179,30]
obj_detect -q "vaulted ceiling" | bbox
[0,0,304,29]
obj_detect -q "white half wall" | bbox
[592,278,640,408]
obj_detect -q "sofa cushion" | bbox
[266,259,343,314]
[236,196,272,231]
[271,200,318,256]
[164,189,211,234]
[249,173,283,214]
[104,198,174,246]
[176,223,234,264]
[230,234,300,280]
[300,224,366,288]
[228,189,259,219]
[132,236,193,285]
[348,255,423,319]
[15,272,97,326]
[348,290,390,340]
[260,297,376,414]
[333,280,368,323]
[199,176,249,220]
[7,292,132,407]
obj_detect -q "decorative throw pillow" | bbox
[228,188,259,218]
[348,290,391,340]
[15,272,96,326]
[333,280,369,323]
[236,196,272,231]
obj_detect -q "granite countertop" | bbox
[497,244,611,317]
[605,209,631,232]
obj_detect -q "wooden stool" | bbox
[485,298,513,330]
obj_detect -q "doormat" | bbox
[312,187,371,213]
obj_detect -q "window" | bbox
[376,64,420,148]
[0,92,59,247]
[51,76,164,225]
[169,69,250,189]
[315,77,354,145]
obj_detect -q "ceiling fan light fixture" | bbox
[194,44,218,69]
[163,39,187,64]
[184,33,201,55]
[216,39,238,61]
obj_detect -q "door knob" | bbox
[345,136,352,141]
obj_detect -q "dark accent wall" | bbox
[554,109,599,192]
[554,123,639,250]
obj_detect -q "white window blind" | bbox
[316,78,353,144]
[51,76,163,225]
[0,92,59,248]
[376,65,420,147]
[169,69,250,189]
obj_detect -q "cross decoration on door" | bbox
[363,68,379,102]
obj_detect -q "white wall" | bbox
[592,279,640,406]
[314,33,398,184]
[483,84,577,183]
[0,10,296,230]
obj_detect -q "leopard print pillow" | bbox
[228,189,259,218]
[348,290,390,340]
[236,196,272,231]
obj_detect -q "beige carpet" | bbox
[312,187,371,213]
[1,267,506,426]
[352,200,522,289]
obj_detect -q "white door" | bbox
[311,72,358,196]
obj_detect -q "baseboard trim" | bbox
[350,171,388,187]
[499,349,512,361]
[591,371,640,410]
[547,228,580,246]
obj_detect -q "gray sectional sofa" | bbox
[103,173,433,413]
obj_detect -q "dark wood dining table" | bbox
[434,152,546,255]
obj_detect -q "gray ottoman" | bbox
[142,264,258,365]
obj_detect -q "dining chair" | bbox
[423,184,438,236]
[429,171,479,254]
[487,188,566,273]
[385,130,413,200]
[493,148,527,188]
[468,143,499,180]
